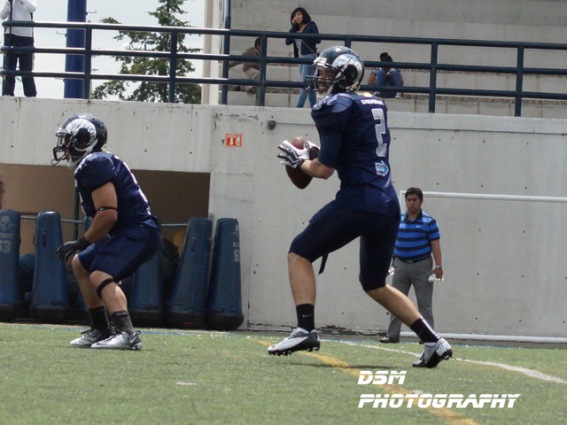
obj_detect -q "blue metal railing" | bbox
[3,20,567,116]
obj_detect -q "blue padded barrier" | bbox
[0,210,22,321]
[128,236,165,327]
[29,211,70,323]
[206,218,244,331]
[166,217,212,329]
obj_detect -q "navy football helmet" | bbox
[53,113,108,168]
[309,46,364,95]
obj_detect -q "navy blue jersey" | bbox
[74,152,157,235]
[312,92,398,214]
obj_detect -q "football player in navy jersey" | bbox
[271,46,452,368]
[52,113,160,350]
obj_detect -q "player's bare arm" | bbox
[430,238,443,278]
[85,182,118,243]
[300,158,334,179]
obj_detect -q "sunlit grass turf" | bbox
[0,323,565,425]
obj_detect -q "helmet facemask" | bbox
[308,57,335,95]
[308,47,365,96]
[52,132,69,166]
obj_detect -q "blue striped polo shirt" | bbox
[394,210,440,261]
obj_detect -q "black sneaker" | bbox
[412,338,452,368]
[268,328,320,356]
[91,331,142,351]
[70,327,114,348]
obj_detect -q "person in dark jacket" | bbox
[285,7,321,108]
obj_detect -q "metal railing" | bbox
[3,20,567,116]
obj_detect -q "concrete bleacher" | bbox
[225,60,567,116]
[385,69,567,118]
[208,0,567,117]
[226,61,298,107]
[226,64,567,117]
[226,91,296,108]
[385,94,567,119]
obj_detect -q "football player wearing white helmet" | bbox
[53,113,160,350]
[308,45,364,95]
[273,47,452,368]
[53,113,108,169]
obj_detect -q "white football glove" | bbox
[304,140,320,159]
[277,140,309,168]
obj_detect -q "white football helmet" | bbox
[309,46,365,95]
[53,113,108,168]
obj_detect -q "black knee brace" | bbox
[96,278,116,299]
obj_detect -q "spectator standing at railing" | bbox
[368,52,403,99]
[285,7,320,108]
[229,37,262,94]
[1,0,37,97]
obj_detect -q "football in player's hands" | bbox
[284,136,312,189]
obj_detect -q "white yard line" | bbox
[456,358,567,384]
[334,340,567,385]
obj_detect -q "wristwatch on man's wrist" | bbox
[435,265,442,269]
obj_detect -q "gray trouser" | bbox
[387,256,434,338]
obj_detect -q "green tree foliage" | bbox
[92,0,201,103]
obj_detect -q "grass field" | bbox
[0,323,565,425]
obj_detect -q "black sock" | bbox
[296,304,315,332]
[89,306,109,331]
[410,318,439,343]
[110,311,135,334]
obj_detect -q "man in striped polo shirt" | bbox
[380,187,443,345]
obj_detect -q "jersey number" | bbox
[371,108,387,158]
[0,239,12,253]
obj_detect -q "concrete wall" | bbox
[1,96,566,338]
[0,98,210,251]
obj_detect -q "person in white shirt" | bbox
[1,0,37,97]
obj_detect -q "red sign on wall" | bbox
[225,133,243,147]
